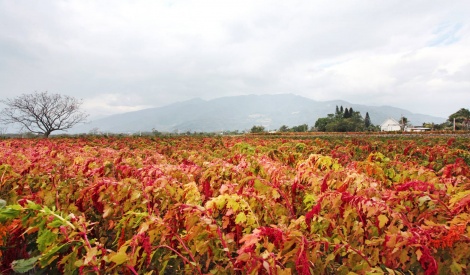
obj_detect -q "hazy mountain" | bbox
[71,94,446,133]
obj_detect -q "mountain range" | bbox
[71,94,446,133]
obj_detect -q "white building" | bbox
[380,118,401,131]
[405,127,431,132]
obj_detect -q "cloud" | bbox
[0,0,469,118]
[82,93,152,118]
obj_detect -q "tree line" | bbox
[0,91,468,137]
[250,106,376,133]
[313,105,374,132]
[251,106,470,133]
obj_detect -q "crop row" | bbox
[0,136,469,274]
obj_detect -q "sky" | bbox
[0,0,469,119]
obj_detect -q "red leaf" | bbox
[305,201,322,231]
[395,181,436,192]
[295,236,311,275]
[418,247,438,275]
[321,172,330,193]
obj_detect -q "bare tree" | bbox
[0,91,88,138]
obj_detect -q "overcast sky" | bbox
[1,0,469,119]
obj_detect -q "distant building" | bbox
[380,118,401,131]
[405,127,431,132]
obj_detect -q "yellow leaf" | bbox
[110,245,129,265]
[74,259,83,267]
[378,214,389,229]
[266,242,275,253]
[325,253,335,263]
[110,251,128,265]
[103,205,113,218]
[450,261,464,273]
[399,249,409,264]
[276,267,292,275]
[131,190,141,201]
[84,247,98,265]
[235,212,247,224]
[415,249,422,261]
[138,222,149,234]
[385,234,396,248]
[237,253,250,261]
[423,219,438,226]
[227,198,240,212]
[215,196,227,209]
[254,179,268,192]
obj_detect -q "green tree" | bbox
[291,124,308,132]
[314,107,366,132]
[343,108,350,118]
[399,116,410,131]
[278,125,290,132]
[314,117,332,132]
[448,108,470,130]
[422,122,434,130]
[364,112,371,128]
[250,125,266,133]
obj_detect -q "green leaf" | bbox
[59,249,78,274]
[303,193,315,204]
[159,260,170,275]
[40,243,73,266]
[26,200,42,210]
[37,229,57,252]
[0,205,22,222]
[48,219,65,228]
[11,256,40,273]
